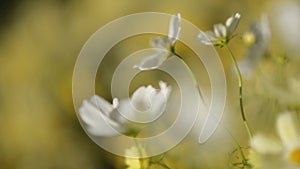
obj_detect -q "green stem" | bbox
[225,128,249,166]
[173,52,207,107]
[157,162,171,169]
[149,161,171,169]
[223,44,253,139]
[133,133,149,169]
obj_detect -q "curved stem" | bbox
[173,52,207,107]
[223,44,253,139]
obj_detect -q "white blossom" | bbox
[251,112,300,167]
[79,81,171,136]
[118,81,171,123]
[79,96,124,137]
[196,13,241,46]
[134,13,181,70]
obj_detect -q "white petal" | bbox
[118,99,135,119]
[148,92,167,118]
[118,82,171,122]
[214,23,227,38]
[150,92,168,115]
[196,31,217,45]
[131,86,155,111]
[133,51,168,70]
[89,95,113,116]
[159,81,172,98]
[251,134,283,154]
[225,13,241,36]
[150,37,171,49]
[147,82,171,118]
[277,112,299,149]
[112,98,119,109]
[168,13,181,45]
[79,97,121,137]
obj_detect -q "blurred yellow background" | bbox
[0,0,299,168]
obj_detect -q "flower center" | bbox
[289,148,300,166]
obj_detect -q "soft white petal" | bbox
[148,82,171,119]
[133,51,168,70]
[79,98,121,137]
[89,95,113,116]
[147,82,171,118]
[205,31,219,40]
[117,99,136,121]
[277,113,299,149]
[159,81,172,98]
[214,23,227,38]
[196,31,217,45]
[118,82,171,122]
[148,91,167,118]
[118,92,166,122]
[150,37,171,49]
[130,85,155,111]
[168,13,181,45]
[112,98,119,109]
[251,134,283,154]
[225,13,241,36]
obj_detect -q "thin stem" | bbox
[149,161,171,169]
[173,52,207,107]
[225,127,249,166]
[223,44,253,139]
[157,162,171,169]
[133,139,145,168]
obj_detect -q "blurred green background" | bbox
[0,0,299,168]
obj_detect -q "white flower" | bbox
[134,13,181,70]
[118,81,171,123]
[79,81,171,136]
[251,112,300,167]
[79,96,125,137]
[196,13,241,46]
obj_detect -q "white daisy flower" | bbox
[79,96,125,137]
[118,81,171,123]
[134,13,181,70]
[251,112,300,167]
[196,13,241,46]
[79,81,171,136]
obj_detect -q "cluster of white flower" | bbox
[78,11,300,169]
